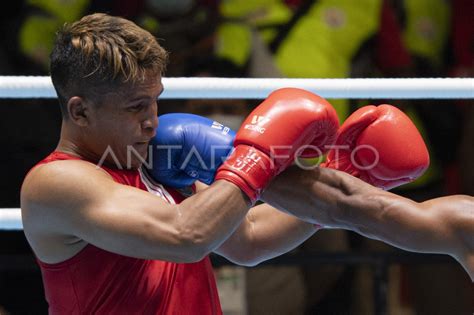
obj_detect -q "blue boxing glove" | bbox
[146,113,236,188]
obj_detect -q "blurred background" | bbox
[0,0,472,314]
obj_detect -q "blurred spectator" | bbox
[133,0,220,76]
[389,0,460,198]
[215,0,414,118]
[19,0,92,72]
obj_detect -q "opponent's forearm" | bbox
[261,166,360,228]
[216,204,317,266]
[261,166,436,250]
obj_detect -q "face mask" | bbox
[207,114,244,131]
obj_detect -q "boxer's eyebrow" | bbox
[128,95,151,103]
[128,88,163,102]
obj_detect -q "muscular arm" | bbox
[21,160,250,264]
[214,203,317,266]
[261,166,474,281]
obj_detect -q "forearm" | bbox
[262,166,433,247]
[175,180,251,257]
[216,203,317,266]
[261,166,361,228]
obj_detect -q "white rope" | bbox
[0,209,22,230]
[0,76,472,99]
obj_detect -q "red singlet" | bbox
[33,151,222,315]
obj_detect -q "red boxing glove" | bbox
[322,105,429,190]
[216,88,339,203]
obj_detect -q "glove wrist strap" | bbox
[215,145,276,203]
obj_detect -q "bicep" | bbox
[22,161,189,262]
[73,180,185,260]
[419,196,474,256]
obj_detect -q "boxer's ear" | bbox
[67,96,90,127]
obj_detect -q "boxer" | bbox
[21,13,341,313]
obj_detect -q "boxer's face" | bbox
[86,74,163,169]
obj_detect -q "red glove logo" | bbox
[243,115,271,134]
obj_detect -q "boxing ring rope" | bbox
[0,76,473,99]
[0,209,22,230]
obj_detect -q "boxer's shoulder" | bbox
[21,159,114,224]
[25,159,112,187]
[21,160,103,261]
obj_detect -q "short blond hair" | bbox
[50,13,168,118]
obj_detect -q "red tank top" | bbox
[34,151,222,315]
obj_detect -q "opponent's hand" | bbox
[322,104,430,190]
[215,88,339,204]
[145,113,235,188]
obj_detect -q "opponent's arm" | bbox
[214,201,317,266]
[262,166,474,281]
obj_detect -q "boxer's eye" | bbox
[127,103,145,112]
